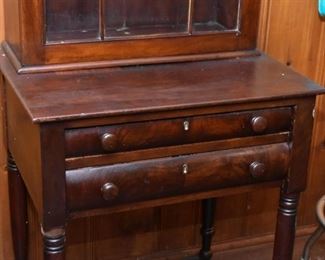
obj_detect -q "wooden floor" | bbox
[147,232,325,260]
[213,234,325,260]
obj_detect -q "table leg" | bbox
[8,153,28,260]
[199,198,216,260]
[273,189,300,260]
[42,228,66,260]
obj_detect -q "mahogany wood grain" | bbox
[1,53,324,123]
[66,143,290,212]
[69,182,283,220]
[66,133,290,170]
[65,107,292,157]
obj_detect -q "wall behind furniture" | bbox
[0,0,15,260]
[259,0,325,228]
[0,0,324,259]
[0,101,13,260]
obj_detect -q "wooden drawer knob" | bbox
[101,183,119,200]
[101,133,118,151]
[249,161,266,178]
[251,116,268,133]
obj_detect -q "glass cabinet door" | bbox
[46,0,100,43]
[45,0,240,44]
[193,0,240,33]
[104,0,189,39]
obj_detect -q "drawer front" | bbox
[66,143,290,212]
[65,107,293,157]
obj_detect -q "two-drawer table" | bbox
[1,51,324,260]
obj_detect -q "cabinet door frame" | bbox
[5,0,260,72]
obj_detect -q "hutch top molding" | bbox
[3,0,260,73]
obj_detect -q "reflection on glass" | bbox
[104,0,189,38]
[46,0,99,43]
[45,0,241,44]
[193,0,240,33]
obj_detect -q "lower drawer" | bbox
[66,143,290,212]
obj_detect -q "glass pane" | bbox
[104,0,189,39]
[46,0,100,43]
[193,0,240,33]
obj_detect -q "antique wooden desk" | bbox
[1,0,325,259]
[2,52,325,260]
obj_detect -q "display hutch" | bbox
[1,0,324,259]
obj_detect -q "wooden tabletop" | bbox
[1,49,324,123]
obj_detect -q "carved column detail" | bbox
[42,228,66,258]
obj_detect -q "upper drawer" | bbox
[66,143,290,212]
[65,107,293,157]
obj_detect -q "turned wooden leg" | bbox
[273,189,300,260]
[199,198,216,260]
[8,154,28,260]
[42,228,66,260]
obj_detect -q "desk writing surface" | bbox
[0,52,324,123]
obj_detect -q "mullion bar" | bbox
[187,0,195,34]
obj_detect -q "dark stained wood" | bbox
[285,97,316,193]
[0,0,325,260]
[20,0,44,65]
[5,79,43,215]
[5,48,260,75]
[2,0,261,69]
[3,54,319,258]
[215,0,240,30]
[66,133,291,170]
[199,198,216,260]
[1,1,325,259]
[1,53,324,123]
[69,182,282,219]
[42,228,66,260]
[66,143,290,212]
[273,189,300,260]
[65,107,293,157]
[39,123,66,230]
[7,153,28,260]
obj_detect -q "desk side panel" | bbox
[6,80,43,216]
[286,97,316,193]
